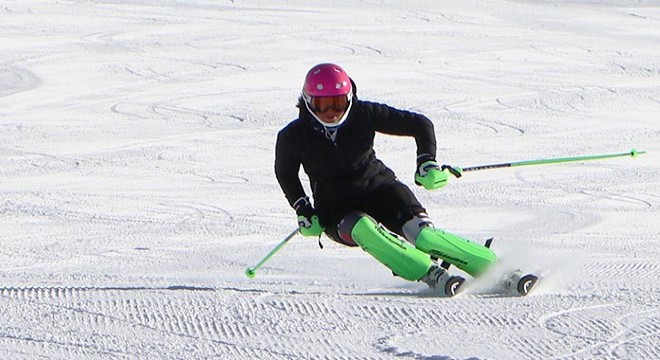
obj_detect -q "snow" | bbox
[1,0,659,359]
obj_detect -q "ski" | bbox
[431,236,541,297]
[458,266,541,297]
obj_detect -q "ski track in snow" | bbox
[1,1,659,359]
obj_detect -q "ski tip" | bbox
[516,274,539,296]
[445,276,466,297]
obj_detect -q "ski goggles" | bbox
[309,95,349,113]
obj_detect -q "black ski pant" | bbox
[315,180,426,246]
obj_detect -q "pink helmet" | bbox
[302,63,353,98]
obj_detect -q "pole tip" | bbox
[630,148,647,158]
[245,267,256,279]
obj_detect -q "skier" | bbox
[274,63,498,296]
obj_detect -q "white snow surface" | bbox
[1,1,659,359]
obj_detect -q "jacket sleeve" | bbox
[274,127,307,208]
[366,101,437,159]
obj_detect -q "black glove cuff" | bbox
[293,197,315,217]
[416,153,436,167]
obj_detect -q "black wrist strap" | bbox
[441,165,462,178]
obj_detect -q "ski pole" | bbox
[461,148,646,173]
[245,227,299,279]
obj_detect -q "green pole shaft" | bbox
[245,228,299,278]
[462,148,646,173]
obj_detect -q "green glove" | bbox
[415,161,463,190]
[294,196,325,237]
[297,214,324,237]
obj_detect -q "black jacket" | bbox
[275,98,436,213]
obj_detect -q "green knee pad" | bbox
[415,227,496,277]
[337,212,432,281]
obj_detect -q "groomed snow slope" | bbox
[1,1,659,359]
